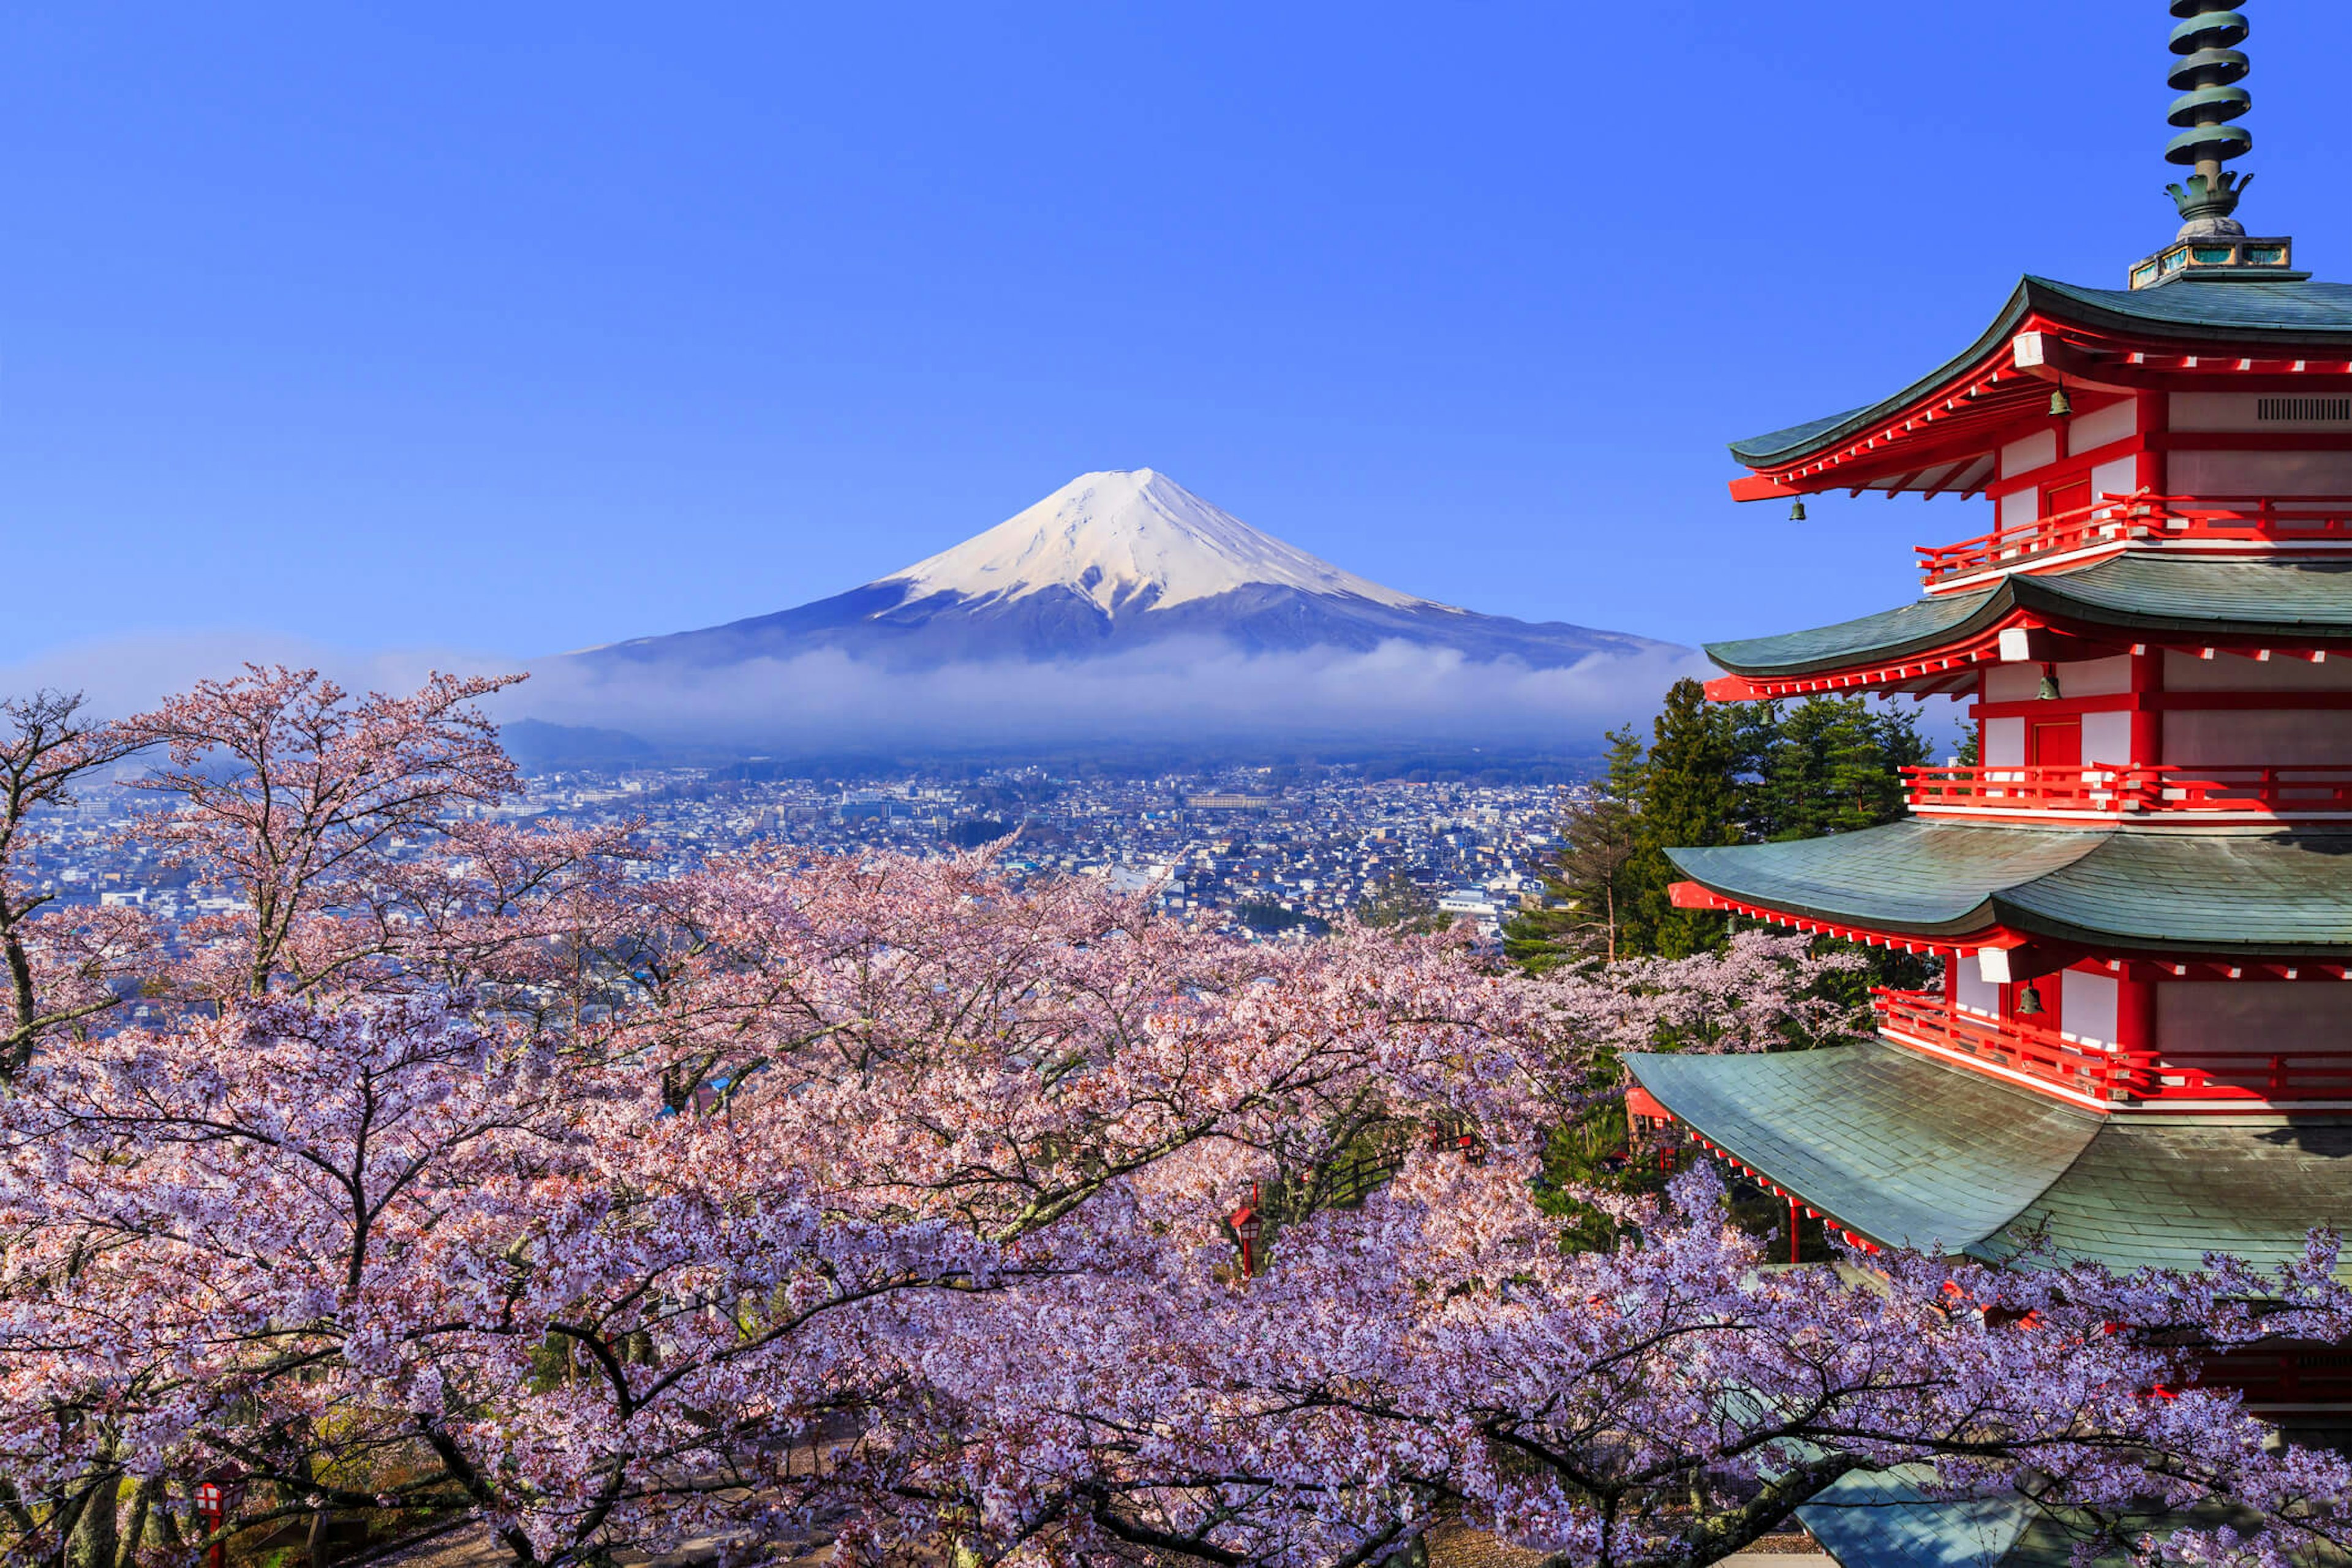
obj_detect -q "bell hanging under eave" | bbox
[2015,983,2045,1017]
[1789,500,1807,522]
[2049,388,2073,418]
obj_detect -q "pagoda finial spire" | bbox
[2128,1,2301,285]
[2164,1,2254,237]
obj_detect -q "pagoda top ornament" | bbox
[2132,1,2305,288]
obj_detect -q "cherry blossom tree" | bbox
[119,666,527,1002]
[0,667,2342,1568]
[891,1155,2352,1568]
[0,692,150,1076]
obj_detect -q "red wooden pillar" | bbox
[2128,645,2164,766]
[1788,1193,1802,1265]
[2118,971,2159,1090]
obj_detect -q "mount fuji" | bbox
[567,469,1667,673]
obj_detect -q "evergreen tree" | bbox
[1504,726,1647,970]
[1746,696,1930,841]
[1630,678,1743,958]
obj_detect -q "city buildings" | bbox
[20,761,1568,945]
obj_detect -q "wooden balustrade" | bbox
[1871,988,2159,1101]
[1874,989,2352,1106]
[1904,763,2352,819]
[1916,491,2352,587]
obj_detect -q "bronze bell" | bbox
[2049,388,2073,418]
[1789,500,1807,522]
[2015,983,2045,1017]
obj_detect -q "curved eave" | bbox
[1629,1043,2352,1280]
[1706,557,2352,682]
[1728,276,2352,477]
[1703,588,2003,680]
[1666,821,2352,960]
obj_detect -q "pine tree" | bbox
[1505,726,1647,970]
[1749,696,1930,841]
[1630,679,1742,958]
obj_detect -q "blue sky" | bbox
[5,2,2348,672]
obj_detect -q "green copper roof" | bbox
[1730,276,2352,468]
[1666,820,2352,956]
[1626,1042,2098,1253]
[1797,1467,2041,1568]
[1624,1040,2352,1275]
[1983,1114,2352,1275]
[1705,557,2352,678]
[1797,1468,2303,1568]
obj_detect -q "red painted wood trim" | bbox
[1973,691,2352,718]
[2155,431,2352,452]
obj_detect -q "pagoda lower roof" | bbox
[1731,276,2352,472]
[1624,1039,2352,1275]
[1665,820,2352,957]
[1705,556,2352,680]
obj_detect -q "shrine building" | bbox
[1622,0,2352,1432]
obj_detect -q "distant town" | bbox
[32,763,1580,943]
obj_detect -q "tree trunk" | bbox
[117,1479,159,1568]
[64,1472,116,1568]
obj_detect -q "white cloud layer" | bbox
[513,638,1716,750]
[1,630,1714,754]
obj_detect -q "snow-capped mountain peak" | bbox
[881,469,1441,614]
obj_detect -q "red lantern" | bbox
[1229,1182,1264,1279]
[194,1482,226,1568]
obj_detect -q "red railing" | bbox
[1904,763,2352,818]
[1872,988,2159,1101]
[1874,990,2352,1105]
[1917,491,2352,587]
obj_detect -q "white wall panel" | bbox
[2171,450,2352,496]
[2062,971,2118,1047]
[2163,709,2352,766]
[2001,430,2060,477]
[2070,398,2139,453]
[1956,965,2002,1017]
[2159,983,2345,1055]
[2165,650,2352,692]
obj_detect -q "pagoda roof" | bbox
[1624,1040,2352,1274]
[1795,1467,2294,1568]
[1664,819,2352,957]
[1705,556,2352,680]
[1726,276,2352,497]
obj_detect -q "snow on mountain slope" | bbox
[883,469,1441,614]
[565,468,1674,676]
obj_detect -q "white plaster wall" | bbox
[2001,429,2060,477]
[2165,650,2352,691]
[2171,450,2352,496]
[2000,489,2040,529]
[1956,965,2002,1017]
[2070,398,2139,454]
[1984,717,2025,766]
[2061,970,2119,1047]
[2170,393,2352,434]
[1986,658,2128,703]
[2082,710,2133,762]
[2158,983,2347,1055]
[2163,709,2352,766]
[2091,455,2138,499]
[1986,665,2041,702]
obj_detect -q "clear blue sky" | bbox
[6,2,2348,668]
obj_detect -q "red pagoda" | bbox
[1624,0,2351,1440]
